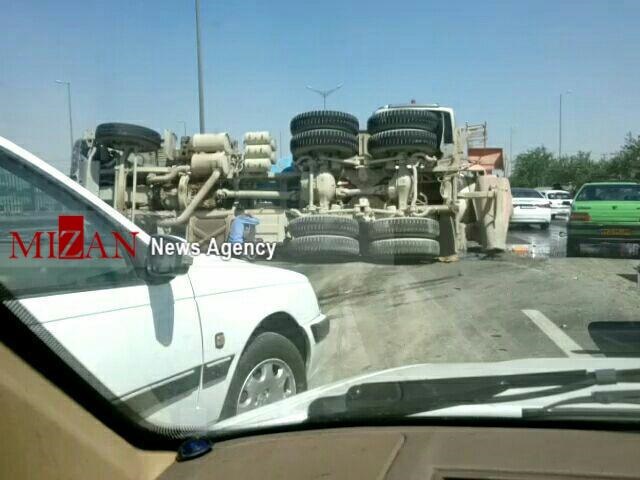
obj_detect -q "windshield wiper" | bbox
[522,389,640,420]
[307,368,640,420]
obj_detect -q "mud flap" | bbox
[472,176,511,252]
[438,212,458,259]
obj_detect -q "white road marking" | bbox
[522,309,585,358]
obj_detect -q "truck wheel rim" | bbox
[236,359,296,414]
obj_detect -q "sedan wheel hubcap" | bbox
[236,359,296,415]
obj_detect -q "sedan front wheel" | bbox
[220,332,307,419]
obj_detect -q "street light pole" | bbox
[306,84,343,110]
[509,127,514,159]
[559,90,571,159]
[178,121,187,137]
[55,80,74,158]
[195,0,206,133]
[509,127,515,177]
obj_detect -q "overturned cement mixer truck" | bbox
[72,104,512,260]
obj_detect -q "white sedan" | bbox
[510,188,552,230]
[541,189,573,218]
[0,137,329,429]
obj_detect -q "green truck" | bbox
[567,182,640,257]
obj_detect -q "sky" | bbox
[1,0,639,172]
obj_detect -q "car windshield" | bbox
[576,185,640,201]
[3,0,640,447]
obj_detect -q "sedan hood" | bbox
[214,357,640,432]
[187,256,309,297]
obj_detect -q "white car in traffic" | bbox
[540,189,573,219]
[510,188,552,230]
[0,137,329,429]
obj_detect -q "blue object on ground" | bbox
[228,215,260,243]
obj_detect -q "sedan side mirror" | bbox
[145,234,193,280]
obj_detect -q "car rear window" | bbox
[547,192,571,200]
[576,185,640,201]
[512,189,544,198]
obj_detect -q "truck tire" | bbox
[219,332,306,420]
[290,111,359,135]
[290,129,358,157]
[95,123,161,152]
[367,238,440,257]
[367,108,440,134]
[286,235,360,257]
[288,215,360,239]
[368,129,438,157]
[367,217,439,240]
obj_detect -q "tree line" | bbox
[509,134,640,192]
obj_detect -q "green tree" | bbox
[509,135,640,190]
[604,134,640,181]
[510,148,625,191]
[509,147,554,187]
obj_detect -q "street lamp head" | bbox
[306,83,343,96]
[306,83,343,109]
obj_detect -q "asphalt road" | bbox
[265,223,640,388]
[507,217,640,259]
[507,218,569,258]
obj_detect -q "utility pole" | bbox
[55,80,74,159]
[195,0,206,133]
[559,90,572,159]
[508,127,515,177]
[306,84,343,110]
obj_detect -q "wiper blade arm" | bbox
[308,368,640,420]
[523,389,640,419]
[308,379,505,420]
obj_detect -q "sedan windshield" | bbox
[2,0,640,446]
